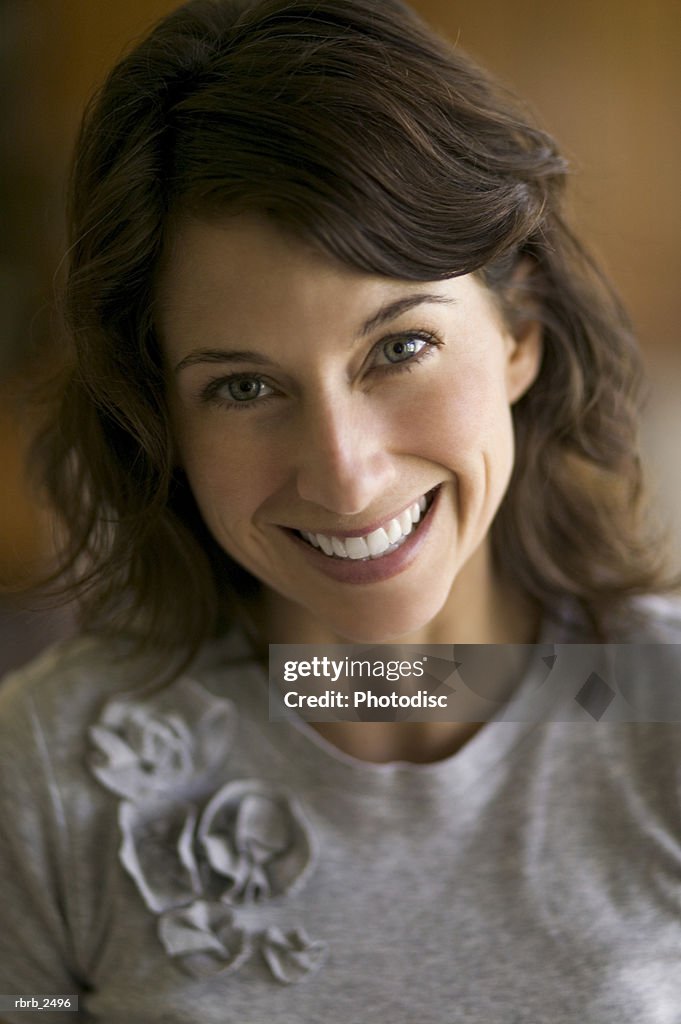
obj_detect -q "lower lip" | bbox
[285,486,442,585]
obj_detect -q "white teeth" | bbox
[345,536,370,559]
[317,534,334,556]
[386,518,402,544]
[331,537,347,558]
[300,491,433,561]
[366,527,390,556]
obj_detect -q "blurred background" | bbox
[1,0,679,674]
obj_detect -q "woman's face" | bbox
[158,213,541,642]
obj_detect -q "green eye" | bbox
[227,377,271,402]
[200,372,277,410]
[382,336,427,363]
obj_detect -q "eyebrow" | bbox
[357,292,455,339]
[173,291,455,374]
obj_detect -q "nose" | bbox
[293,392,397,515]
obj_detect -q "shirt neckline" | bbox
[223,609,581,793]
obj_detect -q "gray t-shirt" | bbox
[1,599,680,1023]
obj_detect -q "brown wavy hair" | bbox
[35,0,673,660]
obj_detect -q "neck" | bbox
[254,541,541,763]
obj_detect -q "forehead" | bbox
[157,211,419,320]
[154,211,499,364]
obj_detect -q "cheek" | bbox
[402,362,514,469]
[173,417,286,530]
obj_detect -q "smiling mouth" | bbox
[294,487,438,561]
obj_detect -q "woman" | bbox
[0,0,679,1020]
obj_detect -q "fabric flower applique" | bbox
[261,926,328,985]
[158,900,252,980]
[119,800,202,913]
[88,678,236,803]
[197,780,314,903]
[89,679,326,984]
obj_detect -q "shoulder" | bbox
[0,636,171,775]
[0,636,149,995]
[0,627,252,739]
[0,637,166,882]
[548,593,681,644]
[624,593,681,641]
[0,627,257,787]
[529,594,681,772]
[593,596,681,808]
[0,631,249,988]
[606,595,681,726]
[0,637,135,786]
[1,635,139,723]
[0,629,255,812]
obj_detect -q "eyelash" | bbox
[198,330,442,411]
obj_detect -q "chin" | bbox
[319,595,450,645]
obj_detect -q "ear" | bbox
[503,260,543,404]
[505,316,543,404]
